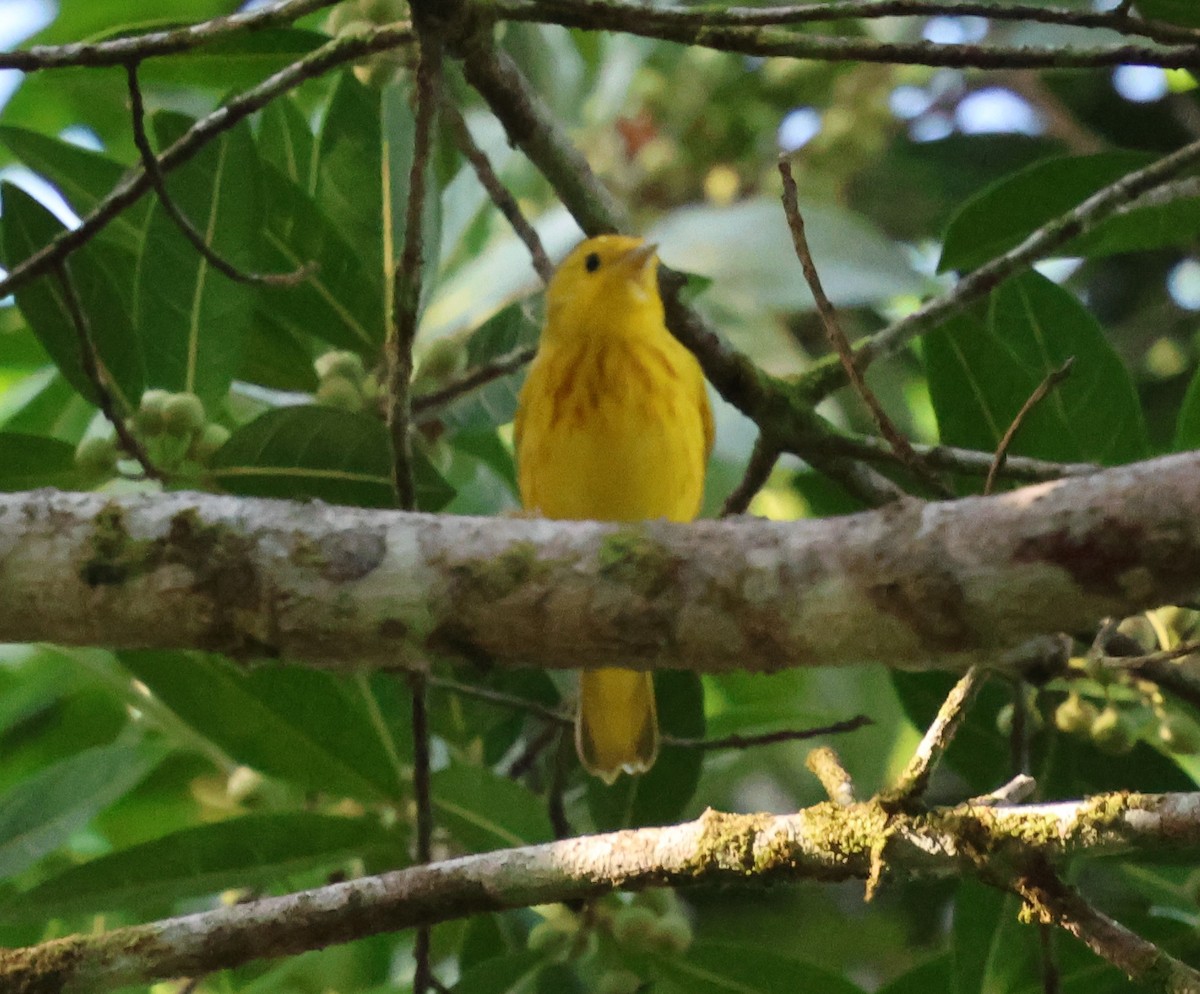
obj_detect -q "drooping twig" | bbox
[1014,859,1200,994]
[409,672,434,994]
[411,344,537,420]
[430,673,870,751]
[985,358,1076,496]
[491,0,1200,71]
[879,667,987,808]
[441,98,554,282]
[0,22,416,302]
[54,263,163,482]
[125,62,313,288]
[779,158,950,498]
[495,0,1200,47]
[0,0,342,72]
[720,434,781,517]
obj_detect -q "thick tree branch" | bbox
[7,789,1200,994]
[5,451,1200,672]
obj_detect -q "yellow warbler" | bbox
[514,235,714,782]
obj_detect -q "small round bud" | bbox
[315,350,366,385]
[315,376,363,412]
[610,906,659,951]
[648,913,693,955]
[135,388,171,436]
[1159,714,1200,755]
[414,338,467,388]
[1054,694,1097,736]
[595,969,643,994]
[1091,706,1134,755]
[527,920,573,956]
[162,392,206,437]
[74,435,118,477]
[226,765,264,804]
[190,423,231,463]
[995,702,1014,737]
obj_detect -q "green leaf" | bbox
[1134,0,1200,27]
[134,112,262,404]
[210,405,453,511]
[655,943,867,994]
[0,812,401,921]
[438,302,539,433]
[432,762,553,852]
[953,879,1039,994]
[0,126,149,255]
[938,152,1200,272]
[258,97,317,193]
[587,671,705,831]
[453,950,544,994]
[0,432,82,490]
[118,652,406,803]
[0,741,162,881]
[925,273,1148,472]
[257,164,382,354]
[649,197,923,311]
[875,955,952,994]
[1,182,144,406]
[137,29,328,89]
[0,372,96,443]
[1174,364,1200,450]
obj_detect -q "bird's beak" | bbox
[623,241,659,272]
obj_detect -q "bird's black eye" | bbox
[584,252,601,273]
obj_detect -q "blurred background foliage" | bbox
[5,0,1200,991]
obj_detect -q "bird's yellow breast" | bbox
[516,333,710,523]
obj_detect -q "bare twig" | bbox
[441,99,554,282]
[125,62,313,288]
[0,0,342,72]
[411,344,537,420]
[807,134,1200,398]
[548,727,574,840]
[833,431,1098,483]
[54,263,163,482]
[985,358,1076,496]
[492,0,1200,71]
[0,22,416,302]
[779,158,949,498]
[806,746,856,805]
[880,667,987,808]
[409,670,434,994]
[970,773,1037,807]
[388,33,441,512]
[720,434,781,517]
[506,720,562,780]
[494,0,1200,47]
[1014,860,1200,993]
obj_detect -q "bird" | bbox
[514,234,714,783]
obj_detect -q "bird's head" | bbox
[542,235,662,343]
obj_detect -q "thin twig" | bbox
[720,434,781,517]
[806,746,856,805]
[125,62,312,287]
[0,0,342,71]
[409,671,434,994]
[1014,859,1200,993]
[54,263,163,482]
[506,720,562,780]
[1040,921,1061,994]
[411,344,537,420]
[427,674,567,724]
[548,727,574,840]
[388,36,441,511]
[494,0,1200,47]
[491,0,1200,71]
[833,431,1098,483]
[779,158,950,498]
[985,358,1075,496]
[880,667,987,809]
[0,22,416,302]
[807,134,1200,398]
[441,98,554,282]
[1108,635,1200,669]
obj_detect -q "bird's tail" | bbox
[576,668,659,784]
